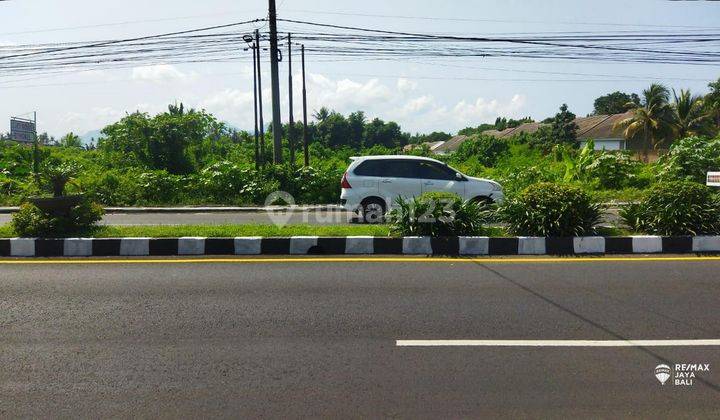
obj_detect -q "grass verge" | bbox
[0,224,513,238]
[0,224,392,238]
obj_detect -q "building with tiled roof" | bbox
[481,111,634,151]
[432,135,470,155]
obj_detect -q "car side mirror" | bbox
[455,172,464,181]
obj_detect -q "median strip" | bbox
[0,235,719,257]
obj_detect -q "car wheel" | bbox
[361,198,386,224]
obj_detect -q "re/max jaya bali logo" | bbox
[655,363,711,387]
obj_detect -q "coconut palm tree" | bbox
[671,89,708,138]
[614,83,674,162]
[706,78,720,134]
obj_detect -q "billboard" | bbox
[10,117,35,143]
[707,172,720,187]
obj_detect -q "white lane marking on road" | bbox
[396,340,720,347]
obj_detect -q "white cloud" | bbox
[198,88,256,128]
[58,107,125,135]
[397,78,418,93]
[402,95,434,114]
[305,75,393,111]
[131,64,194,83]
[297,75,527,133]
[41,74,527,136]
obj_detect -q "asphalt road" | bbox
[2,257,718,418]
[0,210,358,226]
[0,208,621,226]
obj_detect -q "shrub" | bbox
[585,152,639,189]
[198,161,253,203]
[135,170,184,204]
[388,194,489,237]
[455,135,509,167]
[499,182,603,236]
[291,166,342,204]
[657,136,720,183]
[77,169,142,206]
[619,181,720,235]
[497,166,558,196]
[11,198,105,237]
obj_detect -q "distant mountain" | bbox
[79,129,103,146]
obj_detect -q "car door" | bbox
[418,161,466,198]
[379,160,423,207]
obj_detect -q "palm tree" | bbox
[671,89,708,138]
[614,83,674,162]
[706,78,720,134]
[312,107,330,123]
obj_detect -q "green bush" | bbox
[291,166,342,204]
[497,166,558,196]
[135,170,185,204]
[585,152,639,189]
[620,181,720,235]
[657,136,720,183]
[455,135,509,167]
[388,194,489,237]
[499,183,603,236]
[198,161,254,203]
[11,198,105,237]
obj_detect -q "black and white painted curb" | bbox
[1,236,720,257]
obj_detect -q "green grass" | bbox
[596,225,634,237]
[0,223,392,238]
[588,187,646,203]
[0,223,514,238]
[0,223,630,238]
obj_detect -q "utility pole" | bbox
[32,111,39,186]
[287,33,295,167]
[268,0,283,164]
[252,46,259,170]
[301,44,309,167]
[255,29,265,168]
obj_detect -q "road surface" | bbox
[0,208,622,226]
[0,210,358,226]
[1,256,718,417]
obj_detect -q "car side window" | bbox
[381,160,420,178]
[354,160,383,177]
[417,162,455,180]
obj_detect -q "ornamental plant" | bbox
[388,193,490,237]
[620,181,720,235]
[11,197,104,237]
[499,182,603,237]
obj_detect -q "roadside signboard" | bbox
[10,117,36,143]
[707,172,720,187]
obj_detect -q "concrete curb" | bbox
[1,235,719,257]
[0,205,344,214]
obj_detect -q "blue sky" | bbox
[1,0,719,137]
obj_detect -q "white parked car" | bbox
[340,155,504,223]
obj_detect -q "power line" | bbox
[0,19,264,61]
[0,10,265,36]
[278,18,720,60]
[284,8,720,31]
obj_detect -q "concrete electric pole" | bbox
[301,44,309,167]
[268,0,283,164]
[255,29,266,167]
[287,33,295,166]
